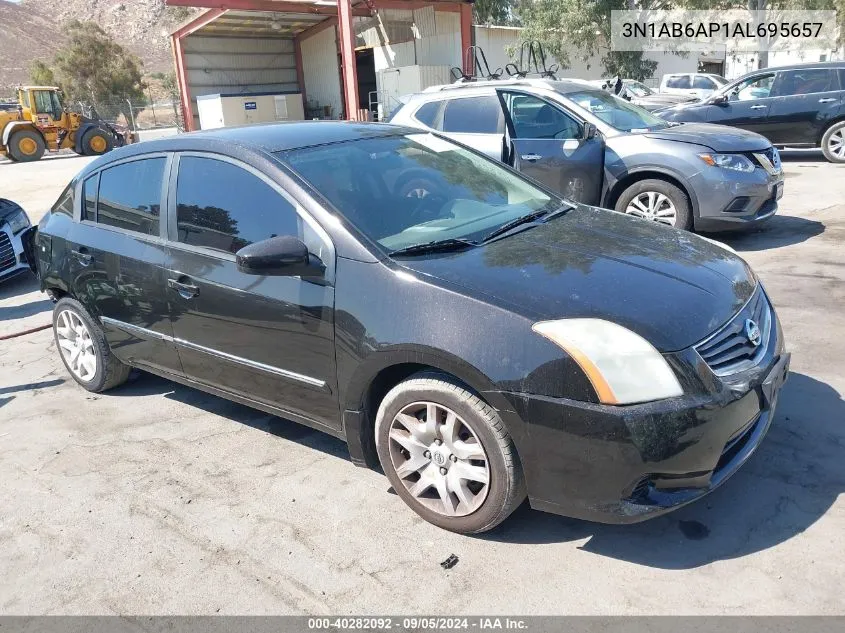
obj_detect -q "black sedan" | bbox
[29,122,789,533]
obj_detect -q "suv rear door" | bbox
[163,152,340,431]
[438,94,505,161]
[498,90,603,204]
[767,67,843,145]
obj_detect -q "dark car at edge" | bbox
[657,61,845,163]
[28,122,790,533]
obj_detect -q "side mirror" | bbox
[236,235,324,277]
[709,94,729,105]
[582,122,598,140]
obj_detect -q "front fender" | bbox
[2,121,44,146]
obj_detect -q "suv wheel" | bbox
[53,297,131,392]
[821,121,845,163]
[615,179,692,230]
[375,372,525,534]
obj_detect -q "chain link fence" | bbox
[71,101,184,132]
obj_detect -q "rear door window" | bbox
[82,174,98,222]
[96,158,166,236]
[773,69,837,96]
[442,96,501,134]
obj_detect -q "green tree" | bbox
[519,0,662,80]
[29,60,56,86]
[473,0,515,25]
[50,20,146,118]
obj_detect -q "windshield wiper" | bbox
[388,238,477,257]
[481,204,571,244]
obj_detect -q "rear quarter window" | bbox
[413,101,441,129]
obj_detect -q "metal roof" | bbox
[192,9,327,38]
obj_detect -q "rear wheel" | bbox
[821,121,845,163]
[53,297,131,392]
[375,372,525,533]
[81,128,114,156]
[615,178,692,230]
[8,129,45,162]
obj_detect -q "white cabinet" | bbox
[196,92,305,129]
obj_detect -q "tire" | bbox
[375,372,525,534]
[52,297,131,392]
[821,121,845,163]
[615,178,692,231]
[80,128,114,156]
[8,129,45,162]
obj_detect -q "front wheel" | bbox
[375,373,525,533]
[8,129,45,162]
[53,297,131,392]
[81,128,114,156]
[615,178,692,230]
[821,121,845,163]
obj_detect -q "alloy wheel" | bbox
[387,401,490,517]
[625,191,677,226]
[827,129,845,160]
[56,310,97,382]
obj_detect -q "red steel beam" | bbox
[295,15,337,42]
[166,0,371,17]
[170,8,228,132]
[337,0,359,120]
[294,36,307,105]
[460,1,472,75]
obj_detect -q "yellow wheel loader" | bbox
[0,86,129,163]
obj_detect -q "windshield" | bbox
[282,134,556,253]
[625,81,654,97]
[566,89,669,132]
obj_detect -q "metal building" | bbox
[167,0,473,131]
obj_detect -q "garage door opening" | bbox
[355,48,378,117]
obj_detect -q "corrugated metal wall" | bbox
[184,35,299,129]
[300,26,342,119]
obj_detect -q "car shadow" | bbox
[0,378,65,396]
[0,271,39,300]
[779,149,827,163]
[479,372,844,568]
[109,372,351,461]
[706,213,825,252]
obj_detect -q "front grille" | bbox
[751,147,782,175]
[695,286,771,376]
[0,230,15,273]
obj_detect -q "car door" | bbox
[65,154,183,375]
[437,94,505,161]
[498,90,603,204]
[767,68,842,145]
[163,153,340,431]
[707,72,777,138]
[662,74,691,96]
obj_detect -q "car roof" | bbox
[416,77,597,97]
[731,60,845,81]
[76,121,419,176]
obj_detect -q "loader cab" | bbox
[19,86,67,128]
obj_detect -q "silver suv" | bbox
[390,78,784,231]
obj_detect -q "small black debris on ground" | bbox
[440,554,459,570]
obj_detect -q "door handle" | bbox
[818,98,837,103]
[750,105,767,110]
[167,278,200,299]
[71,248,92,266]
[520,153,543,162]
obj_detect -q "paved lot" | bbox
[1,151,843,615]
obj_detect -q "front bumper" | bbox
[499,315,789,524]
[690,163,784,232]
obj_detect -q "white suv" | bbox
[660,73,728,99]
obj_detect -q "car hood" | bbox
[645,122,771,152]
[396,206,756,352]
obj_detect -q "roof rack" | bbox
[447,42,559,85]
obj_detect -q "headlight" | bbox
[532,318,683,405]
[698,153,755,173]
[6,209,30,235]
